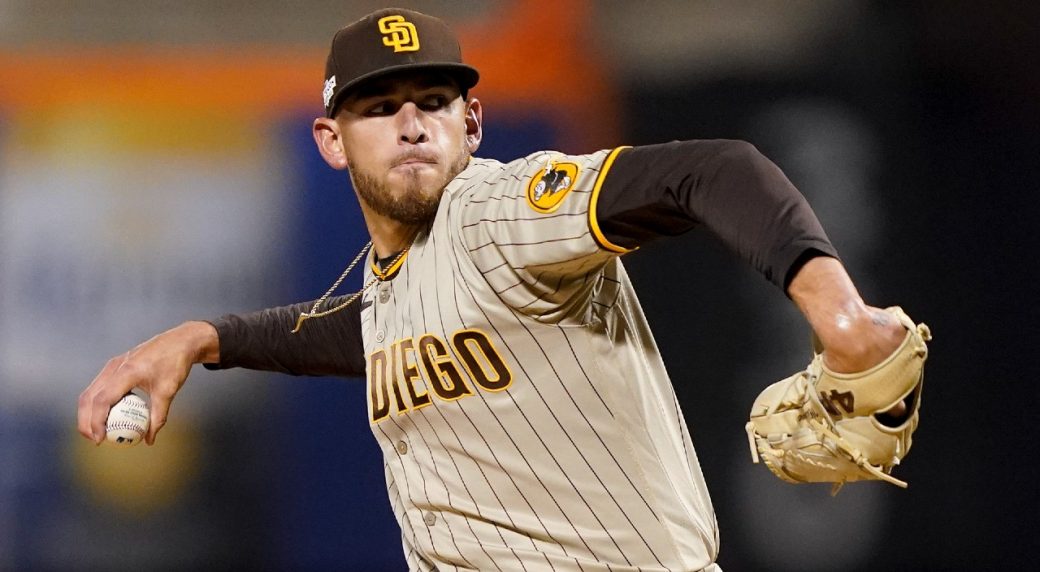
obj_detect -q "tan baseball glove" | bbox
[745,306,931,494]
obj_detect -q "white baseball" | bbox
[105,393,150,447]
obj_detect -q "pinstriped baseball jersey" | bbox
[361,148,721,571]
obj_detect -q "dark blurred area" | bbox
[620,3,1039,570]
[1,1,1036,570]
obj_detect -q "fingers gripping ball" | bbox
[106,393,150,447]
[745,306,932,494]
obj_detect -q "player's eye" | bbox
[364,101,399,116]
[419,95,449,111]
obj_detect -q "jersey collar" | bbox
[371,249,408,280]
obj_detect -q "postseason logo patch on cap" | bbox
[323,75,337,109]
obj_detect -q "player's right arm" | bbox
[78,295,364,445]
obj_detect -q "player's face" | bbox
[335,72,478,224]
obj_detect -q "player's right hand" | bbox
[77,321,219,446]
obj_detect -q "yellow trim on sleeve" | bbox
[589,145,636,254]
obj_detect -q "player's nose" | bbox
[396,102,429,144]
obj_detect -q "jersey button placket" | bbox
[396,440,408,455]
[423,512,437,527]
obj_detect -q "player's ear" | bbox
[312,117,349,171]
[463,97,482,154]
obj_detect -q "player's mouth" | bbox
[392,154,438,169]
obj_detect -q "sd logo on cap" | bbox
[379,15,420,52]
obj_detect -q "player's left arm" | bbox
[595,139,903,369]
[597,140,930,488]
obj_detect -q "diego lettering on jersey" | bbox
[526,158,580,214]
[368,329,513,423]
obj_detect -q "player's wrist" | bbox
[819,308,907,373]
[173,320,220,365]
[787,256,903,371]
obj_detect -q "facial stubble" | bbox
[349,146,470,225]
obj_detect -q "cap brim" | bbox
[326,62,480,117]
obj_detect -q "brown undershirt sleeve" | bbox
[202,295,365,378]
[595,140,839,292]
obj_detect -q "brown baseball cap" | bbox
[322,8,480,117]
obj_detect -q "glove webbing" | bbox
[802,367,908,491]
[745,367,908,495]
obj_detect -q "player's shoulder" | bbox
[449,151,552,184]
[445,151,547,201]
[446,149,613,200]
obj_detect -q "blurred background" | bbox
[1,1,1036,570]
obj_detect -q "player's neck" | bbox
[359,204,422,258]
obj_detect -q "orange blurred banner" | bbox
[0,0,617,147]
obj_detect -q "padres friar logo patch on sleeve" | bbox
[379,15,420,52]
[527,160,580,213]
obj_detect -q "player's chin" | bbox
[388,194,441,224]
[392,173,447,200]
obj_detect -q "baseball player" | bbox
[78,8,927,571]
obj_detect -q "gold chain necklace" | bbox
[291,241,409,333]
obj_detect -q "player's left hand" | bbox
[745,306,931,493]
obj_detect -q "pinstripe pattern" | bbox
[362,150,720,571]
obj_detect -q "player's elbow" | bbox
[712,139,768,169]
[708,139,787,187]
